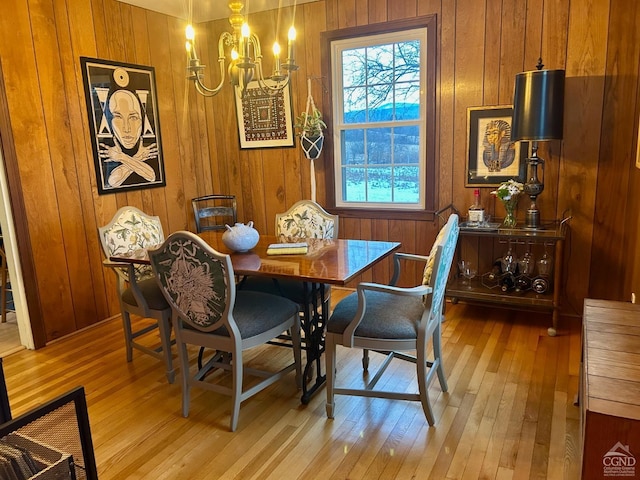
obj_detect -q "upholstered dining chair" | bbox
[191,194,237,233]
[239,199,338,341]
[148,231,302,432]
[98,206,175,384]
[324,213,459,426]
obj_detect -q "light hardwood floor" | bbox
[1,289,582,479]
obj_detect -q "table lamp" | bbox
[511,59,565,229]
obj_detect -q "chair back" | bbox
[148,231,237,335]
[98,206,164,282]
[192,195,237,233]
[276,200,338,240]
[422,214,459,321]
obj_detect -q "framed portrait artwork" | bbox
[466,105,527,187]
[234,80,295,149]
[80,57,166,195]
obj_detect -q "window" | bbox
[322,16,437,216]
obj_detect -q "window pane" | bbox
[393,126,420,164]
[342,49,366,87]
[343,167,366,202]
[394,82,420,120]
[367,167,392,202]
[395,41,420,82]
[366,44,394,85]
[344,87,367,123]
[341,129,365,165]
[393,166,420,203]
[367,128,391,164]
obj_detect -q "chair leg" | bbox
[157,311,175,384]
[175,329,191,418]
[0,253,7,323]
[433,321,448,392]
[325,335,336,419]
[230,353,243,432]
[121,310,134,362]
[416,345,436,427]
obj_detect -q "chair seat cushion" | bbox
[207,291,298,339]
[122,278,169,310]
[240,276,328,305]
[327,290,424,339]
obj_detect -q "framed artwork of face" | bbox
[81,57,166,195]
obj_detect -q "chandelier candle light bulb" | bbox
[287,26,296,64]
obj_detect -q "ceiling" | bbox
[116,0,318,23]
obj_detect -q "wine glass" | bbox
[501,240,518,274]
[458,260,477,285]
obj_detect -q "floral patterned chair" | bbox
[275,200,338,240]
[148,231,302,432]
[98,206,175,383]
[324,214,459,426]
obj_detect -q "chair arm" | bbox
[102,260,150,313]
[342,282,432,344]
[358,281,431,297]
[390,252,430,286]
[102,259,129,269]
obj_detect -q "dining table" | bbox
[110,231,401,404]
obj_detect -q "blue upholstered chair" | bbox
[324,214,459,425]
[148,231,302,432]
[98,206,175,383]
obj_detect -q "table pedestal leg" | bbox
[301,283,327,404]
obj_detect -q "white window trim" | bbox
[330,28,428,210]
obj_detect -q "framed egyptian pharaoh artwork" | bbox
[466,105,527,187]
[81,57,166,194]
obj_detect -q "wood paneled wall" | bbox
[0,0,638,345]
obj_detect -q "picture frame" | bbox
[234,80,295,149]
[466,105,527,187]
[80,57,166,195]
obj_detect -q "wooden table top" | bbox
[110,232,401,286]
[583,299,640,420]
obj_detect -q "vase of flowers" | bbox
[492,179,524,228]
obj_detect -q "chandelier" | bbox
[185,0,298,98]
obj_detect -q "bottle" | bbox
[500,272,516,292]
[514,275,531,292]
[468,189,485,225]
[532,276,550,294]
[487,260,502,281]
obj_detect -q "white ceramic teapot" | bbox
[222,221,259,252]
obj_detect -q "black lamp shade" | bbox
[512,69,565,141]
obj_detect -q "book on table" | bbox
[266,242,308,255]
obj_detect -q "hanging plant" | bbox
[295,83,327,160]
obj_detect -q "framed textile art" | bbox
[80,57,166,195]
[466,105,527,187]
[234,80,295,149]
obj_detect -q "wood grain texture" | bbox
[0,0,637,344]
[0,297,582,479]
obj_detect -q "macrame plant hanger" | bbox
[302,78,324,202]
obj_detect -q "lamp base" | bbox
[524,208,545,230]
